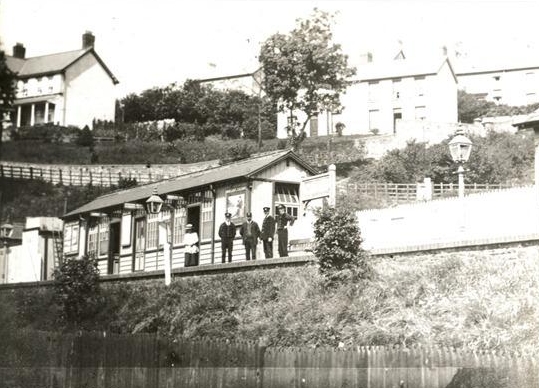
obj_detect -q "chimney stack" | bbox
[82,31,95,49]
[13,43,26,59]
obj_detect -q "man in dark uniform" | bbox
[218,212,236,263]
[275,204,295,257]
[260,206,275,258]
[239,212,260,260]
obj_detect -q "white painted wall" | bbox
[458,68,539,106]
[357,186,539,254]
[64,52,116,128]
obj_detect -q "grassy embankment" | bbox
[1,246,537,354]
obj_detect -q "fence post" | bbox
[80,168,83,186]
[59,169,63,185]
[109,171,112,187]
[19,166,23,179]
[0,164,4,178]
[69,169,72,185]
[256,338,267,388]
[30,166,33,180]
[50,168,53,183]
[89,171,93,186]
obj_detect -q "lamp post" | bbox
[448,128,473,198]
[146,188,172,286]
[1,222,13,284]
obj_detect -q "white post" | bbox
[159,217,171,286]
[16,106,21,127]
[458,165,465,199]
[30,104,35,126]
[44,102,49,123]
[328,164,336,206]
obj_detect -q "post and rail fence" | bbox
[1,330,537,388]
[340,181,517,204]
[0,161,219,187]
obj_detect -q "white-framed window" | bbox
[274,183,299,220]
[415,106,426,121]
[87,223,99,257]
[392,78,402,100]
[368,81,380,102]
[414,76,425,97]
[146,213,160,250]
[63,221,80,255]
[201,199,213,240]
[173,207,187,245]
[98,221,110,256]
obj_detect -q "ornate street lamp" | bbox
[449,128,473,198]
[145,188,163,215]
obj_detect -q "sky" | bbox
[1,0,539,98]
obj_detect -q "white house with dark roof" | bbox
[276,56,458,138]
[61,150,331,278]
[454,57,539,106]
[5,31,118,129]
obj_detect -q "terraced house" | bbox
[5,31,118,129]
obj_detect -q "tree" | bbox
[313,206,371,285]
[53,256,101,329]
[259,9,356,149]
[0,50,17,159]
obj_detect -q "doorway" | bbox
[393,111,402,134]
[108,222,120,275]
[187,205,201,237]
[132,218,145,272]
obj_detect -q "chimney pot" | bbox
[82,31,95,49]
[13,43,26,59]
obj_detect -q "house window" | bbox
[392,79,402,100]
[415,106,426,121]
[173,207,186,245]
[368,81,380,102]
[414,76,425,97]
[146,213,160,249]
[63,221,80,255]
[274,183,299,220]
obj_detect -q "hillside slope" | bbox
[2,245,537,354]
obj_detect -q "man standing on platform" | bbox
[260,206,275,258]
[275,204,295,257]
[218,212,236,263]
[240,212,260,260]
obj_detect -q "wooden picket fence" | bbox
[1,330,537,388]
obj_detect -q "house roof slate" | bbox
[355,57,454,82]
[6,48,119,84]
[63,150,318,219]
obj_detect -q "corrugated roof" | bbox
[355,57,452,82]
[64,150,318,218]
[6,48,119,84]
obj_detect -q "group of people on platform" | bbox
[218,204,295,263]
[183,204,296,267]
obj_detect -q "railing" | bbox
[341,181,517,204]
[0,161,218,187]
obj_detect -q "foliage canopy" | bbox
[259,9,356,149]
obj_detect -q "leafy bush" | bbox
[75,125,94,147]
[313,206,372,284]
[14,124,80,143]
[53,255,101,329]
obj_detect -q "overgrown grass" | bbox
[2,246,537,353]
